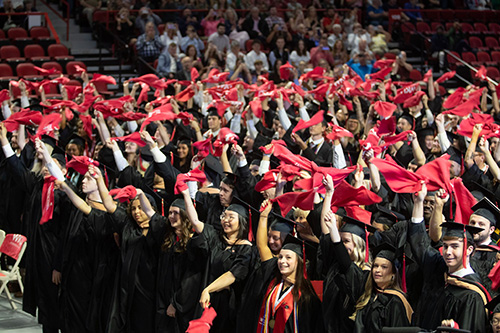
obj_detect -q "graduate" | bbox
[319,175,372,333]
[181,187,255,333]
[90,170,168,333]
[487,295,500,333]
[50,160,118,333]
[409,183,490,333]
[0,127,69,333]
[237,199,323,333]
[156,198,200,333]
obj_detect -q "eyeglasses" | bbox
[220,213,236,222]
[492,318,500,326]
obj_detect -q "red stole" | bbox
[257,279,297,333]
[40,176,57,224]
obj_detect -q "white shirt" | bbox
[245,50,269,72]
[449,265,475,278]
[289,50,310,67]
[160,30,182,55]
[225,51,245,72]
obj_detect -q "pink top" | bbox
[201,18,224,37]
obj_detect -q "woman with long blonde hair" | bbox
[320,175,373,333]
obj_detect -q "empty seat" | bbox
[489,23,500,34]
[461,51,476,64]
[0,63,18,81]
[491,51,500,63]
[93,81,114,96]
[7,27,33,54]
[446,51,461,69]
[29,26,50,39]
[66,61,86,76]
[24,44,50,63]
[469,36,485,50]
[416,22,431,34]
[461,23,474,33]
[41,61,63,74]
[485,37,500,50]
[474,22,490,34]
[47,44,74,61]
[0,45,25,63]
[16,63,43,80]
[486,66,500,80]
[476,51,494,65]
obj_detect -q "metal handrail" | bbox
[36,0,70,41]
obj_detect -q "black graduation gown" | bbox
[301,139,333,167]
[354,289,412,333]
[156,234,205,333]
[320,235,369,333]
[236,257,324,333]
[4,154,68,329]
[408,221,489,333]
[60,208,109,333]
[191,224,256,333]
[471,242,499,297]
[107,209,168,333]
[194,191,225,232]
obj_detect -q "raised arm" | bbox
[257,200,274,262]
[321,175,335,236]
[408,131,426,167]
[56,180,92,215]
[136,188,155,219]
[429,188,447,243]
[89,164,117,213]
[464,124,482,169]
[181,188,204,234]
[478,136,500,181]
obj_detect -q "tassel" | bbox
[170,151,174,165]
[104,167,109,188]
[463,226,467,269]
[171,125,176,142]
[402,253,407,293]
[302,241,307,279]
[365,226,369,263]
[248,207,254,242]
[162,198,165,217]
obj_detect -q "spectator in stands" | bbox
[392,51,414,80]
[180,24,204,57]
[135,7,162,34]
[332,39,349,67]
[245,39,269,72]
[184,44,201,67]
[134,0,154,10]
[290,39,311,67]
[289,8,305,32]
[157,42,181,78]
[466,0,490,9]
[347,22,371,52]
[304,5,319,32]
[242,6,269,43]
[203,42,223,65]
[136,21,165,73]
[311,34,335,67]
[250,59,266,83]
[201,8,224,37]
[350,38,373,59]
[327,24,345,49]
[116,7,135,44]
[160,22,182,56]
[430,25,448,71]
[158,0,178,22]
[224,8,249,49]
[292,23,315,50]
[286,0,303,20]
[347,52,375,80]
[226,40,245,72]
[321,6,338,33]
[368,25,390,56]
[403,0,423,22]
[177,8,200,35]
[367,0,388,27]
[343,8,358,34]
[176,56,194,81]
[447,21,472,53]
[80,0,101,27]
[267,23,293,47]
[269,36,289,67]
[265,6,285,31]
[229,58,252,83]
[208,22,230,54]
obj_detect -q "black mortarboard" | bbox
[347,112,359,120]
[282,234,317,261]
[446,131,459,143]
[446,146,463,165]
[269,217,294,234]
[441,221,483,243]
[170,198,186,211]
[221,172,238,187]
[41,134,57,149]
[373,242,399,263]
[67,133,86,148]
[374,204,406,226]
[142,184,160,210]
[226,203,249,220]
[486,294,500,314]
[51,153,66,167]
[139,146,154,162]
[373,242,414,292]
[28,103,44,113]
[207,107,220,118]
[203,154,223,186]
[471,197,500,226]
[469,181,497,204]
[146,122,158,138]
[415,127,435,139]
[340,215,377,239]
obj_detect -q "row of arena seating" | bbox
[405,22,500,35]
[0,27,56,52]
[0,61,87,81]
[0,44,74,64]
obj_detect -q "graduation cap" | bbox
[373,242,413,292]
[373,204,406,227]
[281,234,317,278]
[41,134,57,149]
[67,133,86,149]
[141,184,160,210]
[446,146,463,166]
[441,221,483,268]
[415,127,435,140]
[170,198,186,211]
[207,107,221,118]
[340,215,377,263]
[226,203,249,220]
[486,294,500,314]
[398,113,415,130]
[269,217,294,235]
[469,181,497,205]
[471,197,500,227]
[221,172,238,188]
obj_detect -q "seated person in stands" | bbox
[245,40,269,72]
[135,7,162,34]
[366,0,388,27]
[180,24,205,58]
[136,21,165,66]
[158,42,181,79]
[80,0,101,27]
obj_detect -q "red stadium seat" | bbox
[65,79,82,86]
[416,22,431,34]
[383,52,396,59]
[47,44,75,61]
[0,63,18,81]
[491,51,500,63]
[446,51,461,69]
[41,61,63,74]
[461,51,476,64]
[485,37,500,50]
[489,23,500,34]
[431,22,443,32]
[93,81,114,96]
[24,44,50,63]
[29,26,50,39]
[66,61,86,76]
[469,36,486,50]
[158,24,165,36]
[476,51,494,66]
[409,69,422,81]
[0,45,25,63]
[473,23,490,34]
[461,23,474,33]
[445,22,454,31]
[15,63,43,80]
[7,27,28,39]
[486,66,500,80]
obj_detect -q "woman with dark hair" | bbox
[236,200,324,333]
[88,166,168,333]
[156,198,200,333]
[181,187,255,333]
[268,59,284,85]
[289,39,311,67]
[173,139,193,173]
